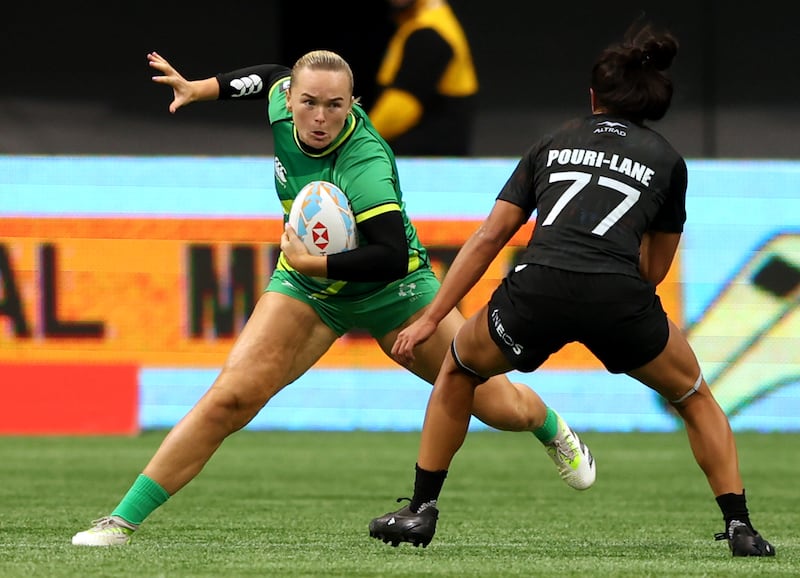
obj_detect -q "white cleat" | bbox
[71,516,137,546]
[544,412,596,490]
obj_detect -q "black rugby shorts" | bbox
[486,264,669,374]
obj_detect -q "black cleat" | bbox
[715,520,776,557]
[369,498,438,548]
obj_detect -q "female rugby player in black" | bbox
[370,21,775,558]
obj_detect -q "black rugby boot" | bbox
[369,500,438,548]
[715,520,776,557]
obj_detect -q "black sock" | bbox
[716,490,752,530]
[409,463,447,513]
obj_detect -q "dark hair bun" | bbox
[641,37,677,71]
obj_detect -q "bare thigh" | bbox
[377,305,539,431]
[627,317,703,401]
[141,291,340,491]
[211,291,339,412]
[377,306,510,384]
[446,306,515,377]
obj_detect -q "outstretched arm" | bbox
[391,199,526,365]
[148,52,289,113]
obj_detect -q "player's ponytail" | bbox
[591,21,678,122]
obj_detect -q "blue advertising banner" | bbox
[1,156,798,432]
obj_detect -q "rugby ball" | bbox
[288,181,358,256]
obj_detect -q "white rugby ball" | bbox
[288,181,358,256]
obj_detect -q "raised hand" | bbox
[147,51,197,114]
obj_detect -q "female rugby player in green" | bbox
[369,22,775,557]
[71,49,595,546]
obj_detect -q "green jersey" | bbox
[267,75,430,298]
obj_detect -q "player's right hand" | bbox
[147,51,193,114]
[392,317,437,366]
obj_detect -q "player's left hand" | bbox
[392,317,437,366]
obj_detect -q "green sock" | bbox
[532,407,559,443]
[111,474,170,526]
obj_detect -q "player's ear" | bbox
[286,89,293,112]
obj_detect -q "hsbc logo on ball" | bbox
[312,222,329,251]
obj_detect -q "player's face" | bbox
[287,68,353,150]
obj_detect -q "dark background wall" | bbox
[2,1,797,158]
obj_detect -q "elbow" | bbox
[385,247,410,281]
[475,223,511,252]
[644,272,667,286]
[639,231,680,286]
[640,262,670,286]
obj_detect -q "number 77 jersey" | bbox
[498,114,688,277]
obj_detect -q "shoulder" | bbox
[404,27,449,51]
[346,107,395,158]
[267,75,292,122]
[635,124,685,169]
[338,134,395,178]
[267,74,291,101]
[519,117,581,160]
[647,130,685,167]
[336,123,399,207]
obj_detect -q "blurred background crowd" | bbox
[2,0,796,158]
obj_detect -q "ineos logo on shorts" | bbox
[491,308,523,355]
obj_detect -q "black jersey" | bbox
[498,114,687,277]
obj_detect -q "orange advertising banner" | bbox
[0,217,681,368]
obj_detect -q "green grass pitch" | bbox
[0,430,795,577]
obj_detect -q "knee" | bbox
[203,371,272,430]
[671,383,724,421]
[477,377,536,431]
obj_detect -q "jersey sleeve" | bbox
[496,142,544,221]
[328,136,410,281]
[326,210,409,281]
[216,64,290,100]
[648,157,688,233]
[336,143,400,215]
